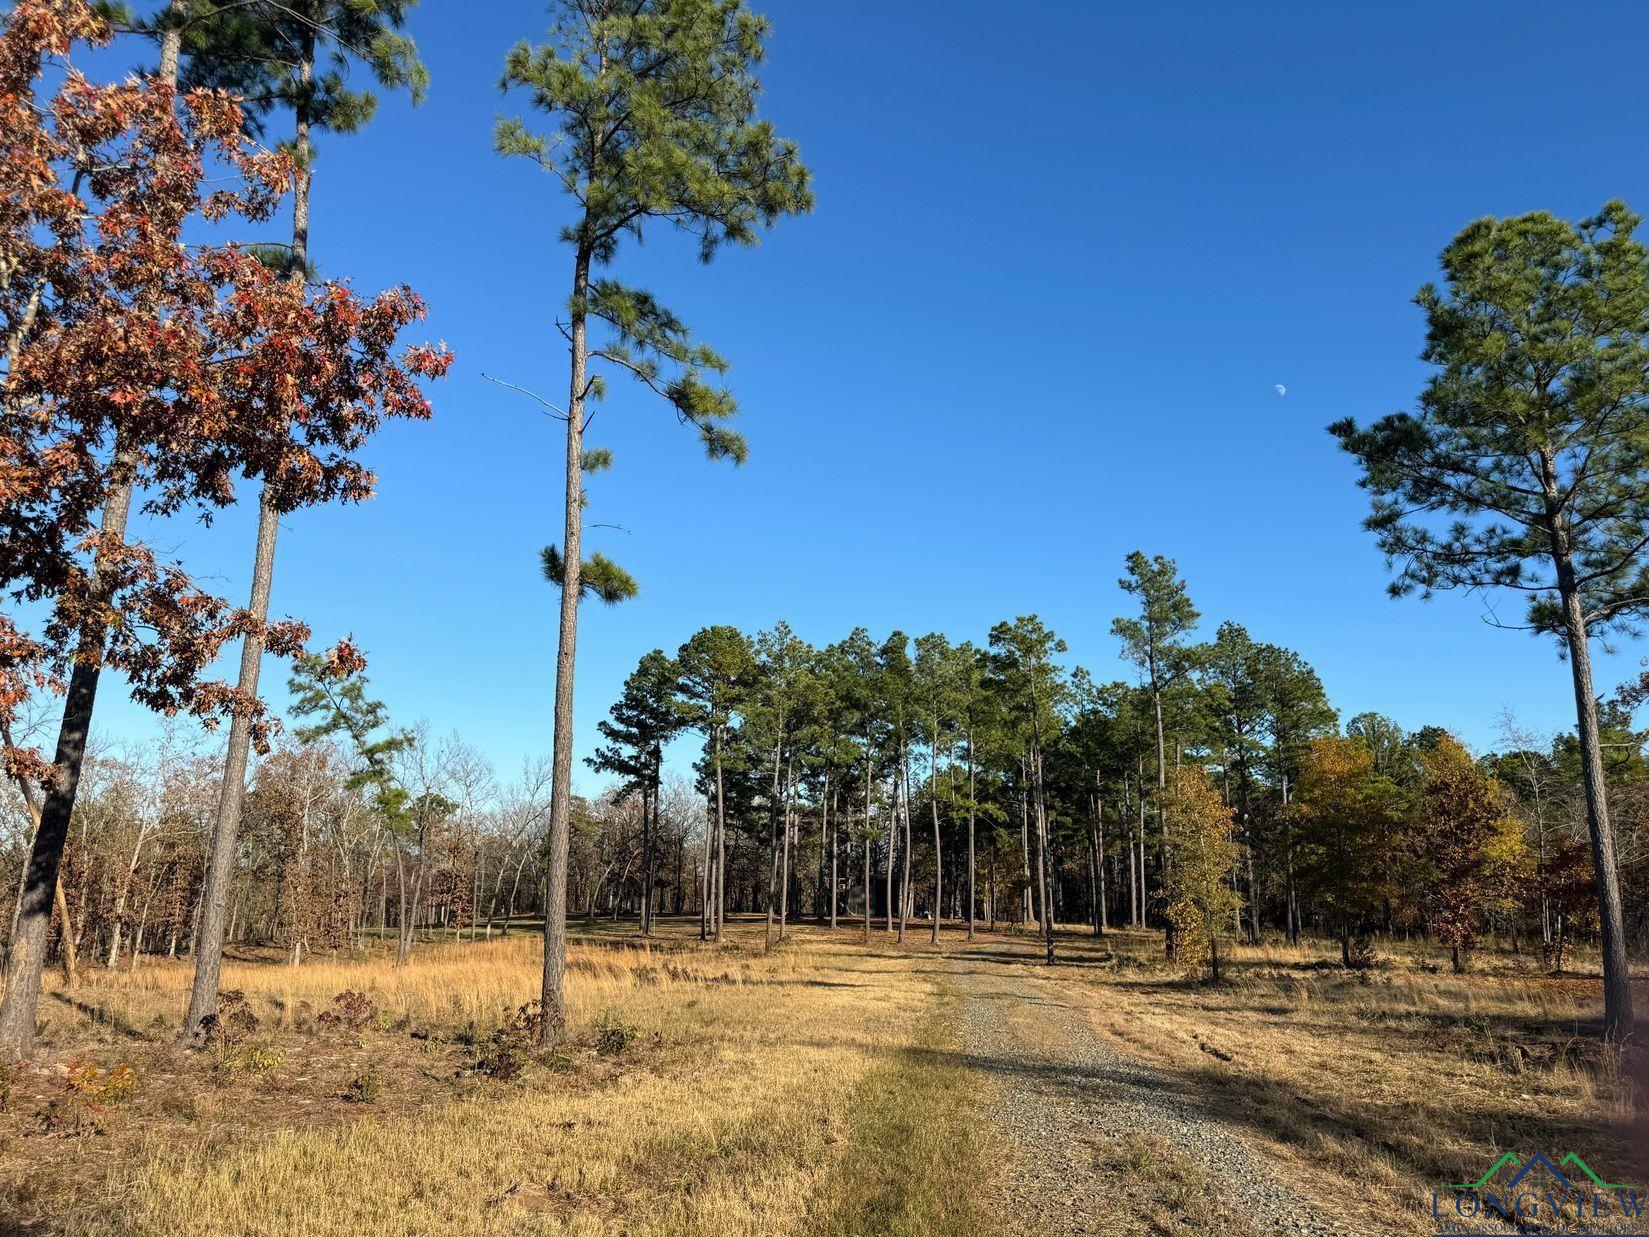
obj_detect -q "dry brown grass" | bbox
[1041,928,1648,1236]
[2,920,1641,1236]
[0,920,996,1237]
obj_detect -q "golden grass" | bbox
[54,932,752,1038]
[2,921,999,1237]
[1048,929,1646,1236]
[3,922,1641,1236]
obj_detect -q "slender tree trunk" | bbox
[184,491,280,1033]
[903,755,916,950]
[699,793,711,941]
[1019,756,1032,926]
[884,776,897,933]
[861,836,870,942]
[185,24,314,1039]
[2,750,76,989]
[764,734,783,951]
[828,784,838,929]
[539,239,593,1046]
[1154,686,1178,961]
[1033,746,1054,965]
[930,735,942,945]
[1558,584,1634,1040]
[714,726,727,940]
[966,732,976,942]
[778,758,794,939]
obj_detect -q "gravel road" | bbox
[951,947,1340,1236]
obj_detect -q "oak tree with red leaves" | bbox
[0,0,448,1060]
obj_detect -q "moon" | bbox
[1274,384,1287,396]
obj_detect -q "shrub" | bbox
[590,1007,638,1056]
[317,990,375,1033]
[476,1001,546,1080]
[37,1059,137,1134]
[343,1065,380,1104]
[201,991,260,1063]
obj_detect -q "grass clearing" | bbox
[0,921,998,1236]
[1,920,1642,1235]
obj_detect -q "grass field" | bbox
[0,919,1643,1235]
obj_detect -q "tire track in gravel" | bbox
[950,949,1341,1237]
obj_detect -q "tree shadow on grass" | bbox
[46,990,152,1042]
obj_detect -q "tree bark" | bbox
[827,782,837,929]
[966,727,976,941]
[1558,587,1634,1041]
[929,734,942,945]
[539,237,592,1046]
[184,487,280,1033]
[764,733,783,951]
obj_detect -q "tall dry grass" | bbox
[13,923,995,1237]
[47,932,760,1041]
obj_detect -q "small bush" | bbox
[317,990,375,1033]
[343,1065,380,1104]
[1345,936,1378,971]
[475,1001,546,1080]
[590,1007,638,1057]
[201,991,260,1063]
[37,1058,137,1134]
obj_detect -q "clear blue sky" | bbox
[103,0,1649,785]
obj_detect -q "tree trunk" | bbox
[185,488,281,1034]
[778,759,794,939]
[1033,746,1054,965]
[713,725,727,940]
[0,432,141,1059]
[898,758,911,945]
[539,239,593,1046]
[828,783,837,930]
[884,776,897,934]
[930,736,942,946]
[699,792,712,941]
[764,734,783,952]
[1557,588,1634,1040]
[3,748,77,989]
[966,729,976,941]
[861,836,870,942]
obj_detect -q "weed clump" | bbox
[589,1007,638,1056]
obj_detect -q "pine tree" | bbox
[1331,200,1649,1039]
[913,633,961,943]
[1113,552,1200,957]
[987,617,1068,964]
[587,650,682,935]
[675,625,756,941]
[497,0,810,1044]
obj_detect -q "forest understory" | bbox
[0,920,1642,1236]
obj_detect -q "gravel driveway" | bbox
[950,946,1339,1236]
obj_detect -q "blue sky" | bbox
[99,0,1649,784]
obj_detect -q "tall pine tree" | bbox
[497,0,810,1044]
